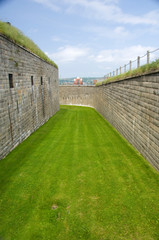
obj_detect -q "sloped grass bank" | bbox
[0,21,57,68]
[0,106,159,240]
[96,59,159,86]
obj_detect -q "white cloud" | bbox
[114,26,129,37]
[47,44,157,71]
[73,0,158,25]
[33,0,60,11]
[82,25,132,40]
[94,45,155,63]
[33,0,159,25]
[46,45,90,62]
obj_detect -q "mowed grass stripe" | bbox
[0,105,159,240]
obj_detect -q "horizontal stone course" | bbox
[95,75,159,170]
[59,86,95,107]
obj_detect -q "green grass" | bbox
[96,59,159,86]
[0,106,159,240]
[0,21,58,68]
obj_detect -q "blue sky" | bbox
[1,0,159,77]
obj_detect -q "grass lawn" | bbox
[0,105,159,240]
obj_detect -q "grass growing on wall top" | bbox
[0,21,58,69]
[0,105,159,240]
[96,59,159,86]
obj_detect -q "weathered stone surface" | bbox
[0,34,59,159]
[95,75,159,171]
[59,86,95,107]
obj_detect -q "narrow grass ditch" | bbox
[0,105,159,240]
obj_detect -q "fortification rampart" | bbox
[59,73,159,171]
[59,86,95,107]
[0,34,59,159]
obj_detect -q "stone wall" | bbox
[0,34,59,159]
[59,74,159,171]
[95,74,159,170]
[59,86,95,107]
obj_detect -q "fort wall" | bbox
[0,34,59,159]
[59,86,95,107]
[95,73,159,171]
[59,73,159,170]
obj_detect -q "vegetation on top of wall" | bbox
[96,59,159,86]
[0,21,58,69]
